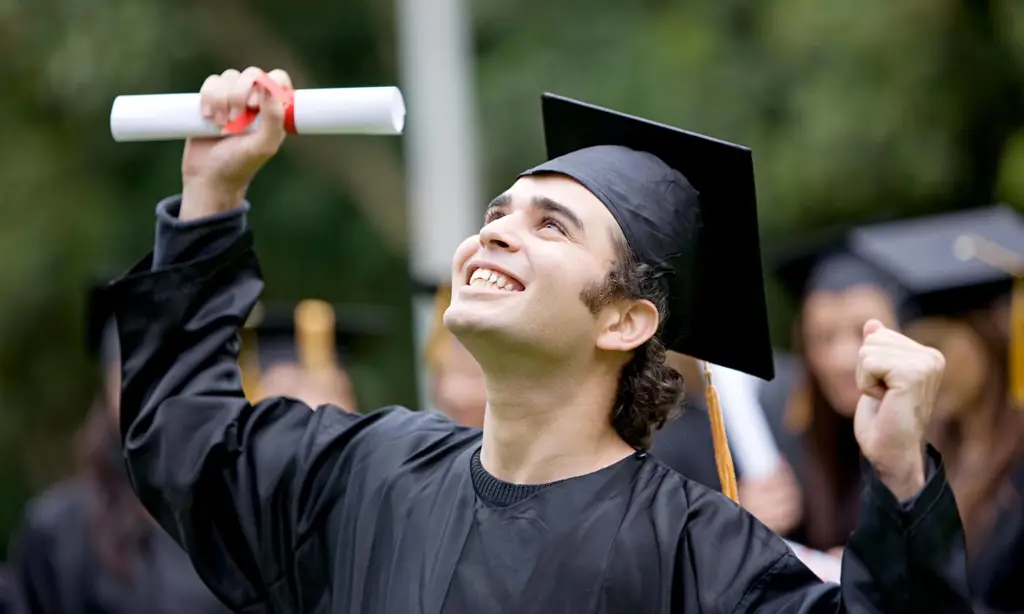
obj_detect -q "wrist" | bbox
[873,448,926,501]
[181,178,247,222]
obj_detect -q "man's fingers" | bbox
[863,319,885,339]
[227,66,266,122]
[199,74,220,120]
[856,354,888,399]
[201,70,237,126]
[267,68,293,90]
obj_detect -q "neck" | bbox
[478,354,634,485]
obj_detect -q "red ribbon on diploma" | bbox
[222,72,297,136]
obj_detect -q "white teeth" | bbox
[468,267,521,291]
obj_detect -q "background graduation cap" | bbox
[519,93,774,502]
[239,299,392,402]
[848,204,1024,405]
[769,225,909,322]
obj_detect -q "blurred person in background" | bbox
[240,299,360,411]
[425,285,487,428]
[848,205,1024,613]
[6,293,232,614]
[427,284,722,489]
[739,239,905,553]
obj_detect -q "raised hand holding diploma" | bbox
[180,67,295,221]
[854,319,945,500]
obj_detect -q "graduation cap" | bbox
[239,299,391,405]
[769,227,910,327]
[517,93,775,502]
[848,204,1024,405]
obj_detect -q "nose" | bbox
[478,213,523,252]
[829,330,862,373]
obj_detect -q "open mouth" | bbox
[466,265,526,292]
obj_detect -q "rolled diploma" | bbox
[783,540,842,582]
[707,363,782,479]
[110,86,406,142]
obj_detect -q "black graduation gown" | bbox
[105,218,973,613]
[8,479,232,614]
[967,457,1024,613]
[650,402,722,492]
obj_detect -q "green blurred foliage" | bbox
[0,0,1020,553]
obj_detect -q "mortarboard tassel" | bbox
[295,299,338,373]
[239,303,265,402]
[703,362,739,503]
[954,234,1024,409]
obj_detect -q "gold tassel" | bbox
[295,299,337,373]
[704,362,739,503]
[953,234,1024,409]
[424,285,454,371]
[239,302,265,401]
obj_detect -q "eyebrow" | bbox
[485,193,586,235]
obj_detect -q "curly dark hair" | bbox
[580,233,685,450]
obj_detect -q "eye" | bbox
[484,210,504,225]
[540,216,567,235]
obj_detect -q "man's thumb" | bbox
[863,318,884,339]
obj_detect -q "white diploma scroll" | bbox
[707,364,782,479]
[784,540,843,583]
[110,86,406,142]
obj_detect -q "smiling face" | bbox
[444,174,645,365]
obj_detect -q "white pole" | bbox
[396,0,480,413]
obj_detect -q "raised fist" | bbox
[854,319,945,500]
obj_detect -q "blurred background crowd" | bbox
[0,0,1023,612]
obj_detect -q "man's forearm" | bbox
[180,180,247,222]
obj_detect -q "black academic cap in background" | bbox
[848,204,1024,407]
[242,300,391,370]
[770,227,907,307]
[848,205,1024,318]
[239,300,391,398]
[519,93,773,381]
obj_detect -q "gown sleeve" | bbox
[8,512,61,614]
[681,447,973,614]
[104,197,459,613]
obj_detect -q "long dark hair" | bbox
[928,311,1024,553]
[785,374,863,550]
[73,399,151,582]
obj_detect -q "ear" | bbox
[595,298,660,352]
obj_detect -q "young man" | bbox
[106,67,971,613]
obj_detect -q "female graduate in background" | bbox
[848,205,1024,613]
[738,243,905,553]
[7,307,232,614]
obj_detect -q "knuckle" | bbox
[242,65,264,77]
[267,68,293,87]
